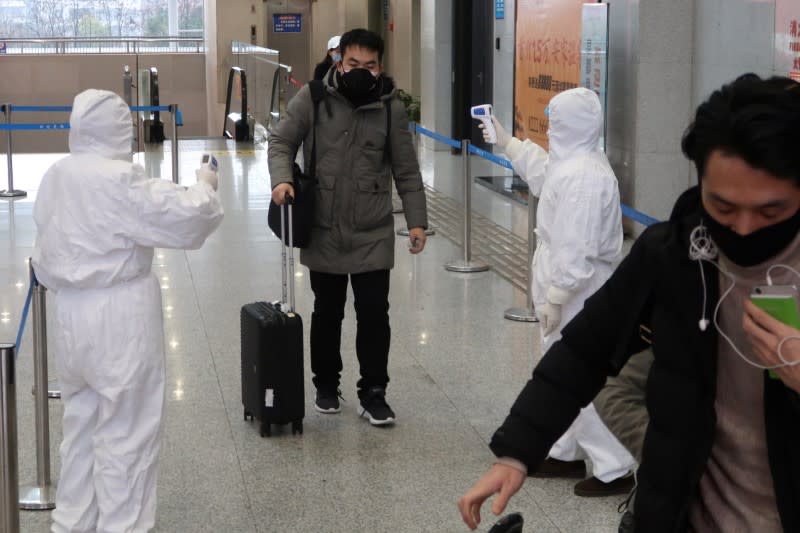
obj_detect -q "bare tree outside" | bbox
[24,0,67,37]
[0,1,201,39]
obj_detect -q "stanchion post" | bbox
[504,195,539,322]
[19,263,56,510]
[445,140,489,273]
[0,343,20,532]
[1,104,27,199]
[170,104,179,184]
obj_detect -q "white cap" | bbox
[327,35,341,51]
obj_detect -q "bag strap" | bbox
[384,99,392,164]
[307,80,326,180]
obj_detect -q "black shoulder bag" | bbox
[268,80,327,248]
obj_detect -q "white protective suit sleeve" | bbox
[504,137,548,198]
[118,168,223,250]
[546,168,614,295]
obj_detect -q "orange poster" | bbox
[775,0,800,81]
[514,0,584,149]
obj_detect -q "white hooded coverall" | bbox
[32,89,224,532]
[504,88,635,482]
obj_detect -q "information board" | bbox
[273,14,302,33]
[580,3,609,150]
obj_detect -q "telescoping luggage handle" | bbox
[279,198,296,314]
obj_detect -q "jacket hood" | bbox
[547,87,603,162]
[670,185,701,223]
[69,89,132,160]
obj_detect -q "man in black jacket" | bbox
[458,74,800,532]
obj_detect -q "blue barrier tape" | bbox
[467,143,514,170]
[0,106,181,131]
[621,204,660,227]
[15,269,34,359]
[9,105,172,113]
[412,123,462,150]
[10,105,73,113]
[409,121,661,227]
[130,105,171,112]
[0,123,70,130]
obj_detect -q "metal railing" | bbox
[0,37,205,55]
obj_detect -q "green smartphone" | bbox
[750,285,800,378]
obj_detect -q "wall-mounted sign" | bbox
[776,0,800,81]
[273,14,302,33]
[496,0,505,20]
[580,3,609,150]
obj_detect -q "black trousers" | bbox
[309,269,391,393]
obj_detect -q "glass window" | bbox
[0,0,204,39]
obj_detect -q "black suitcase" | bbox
[241,203,304,437]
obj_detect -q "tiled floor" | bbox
[1,139,630,532]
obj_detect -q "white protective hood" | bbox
[33,89,223,291]
[546,87,603,164]
[69,89,133,161]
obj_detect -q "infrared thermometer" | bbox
[200,153,218,173]
[471,104,496,144]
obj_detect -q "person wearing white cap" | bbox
[314,35,341,81]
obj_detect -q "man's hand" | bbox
[743,299,800,393]
[457,463,526,530]
[272,183,295,205]
[408,227,427,254]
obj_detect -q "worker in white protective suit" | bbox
[481,87,636,497]
[32,89,223,533]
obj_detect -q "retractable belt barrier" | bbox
[0,105,183,130]
[1,103,184,188]
[408,121,660,228]
[408,121,661,322]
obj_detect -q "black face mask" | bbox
[701,205,800,267]
[338,68,378,99]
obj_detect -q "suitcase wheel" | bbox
[292,420,303,435]
[243,408,251,422]
[260,423,271,438]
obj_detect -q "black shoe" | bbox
[358,387,395,426]
[314,387,342,414]
[618,511,635,533]
[574,473,636,497]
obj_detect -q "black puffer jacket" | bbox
[490,186,800,532]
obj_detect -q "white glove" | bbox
[478,116,512,149]
[196,167,218,191]
[538,301,562,337]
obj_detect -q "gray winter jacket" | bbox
[267,71,428,274]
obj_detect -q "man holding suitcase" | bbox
[268,28,428,426]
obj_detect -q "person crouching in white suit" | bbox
[481,88,636,497]
[32,89,223,533]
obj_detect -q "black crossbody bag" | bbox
[268,80,326,248]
